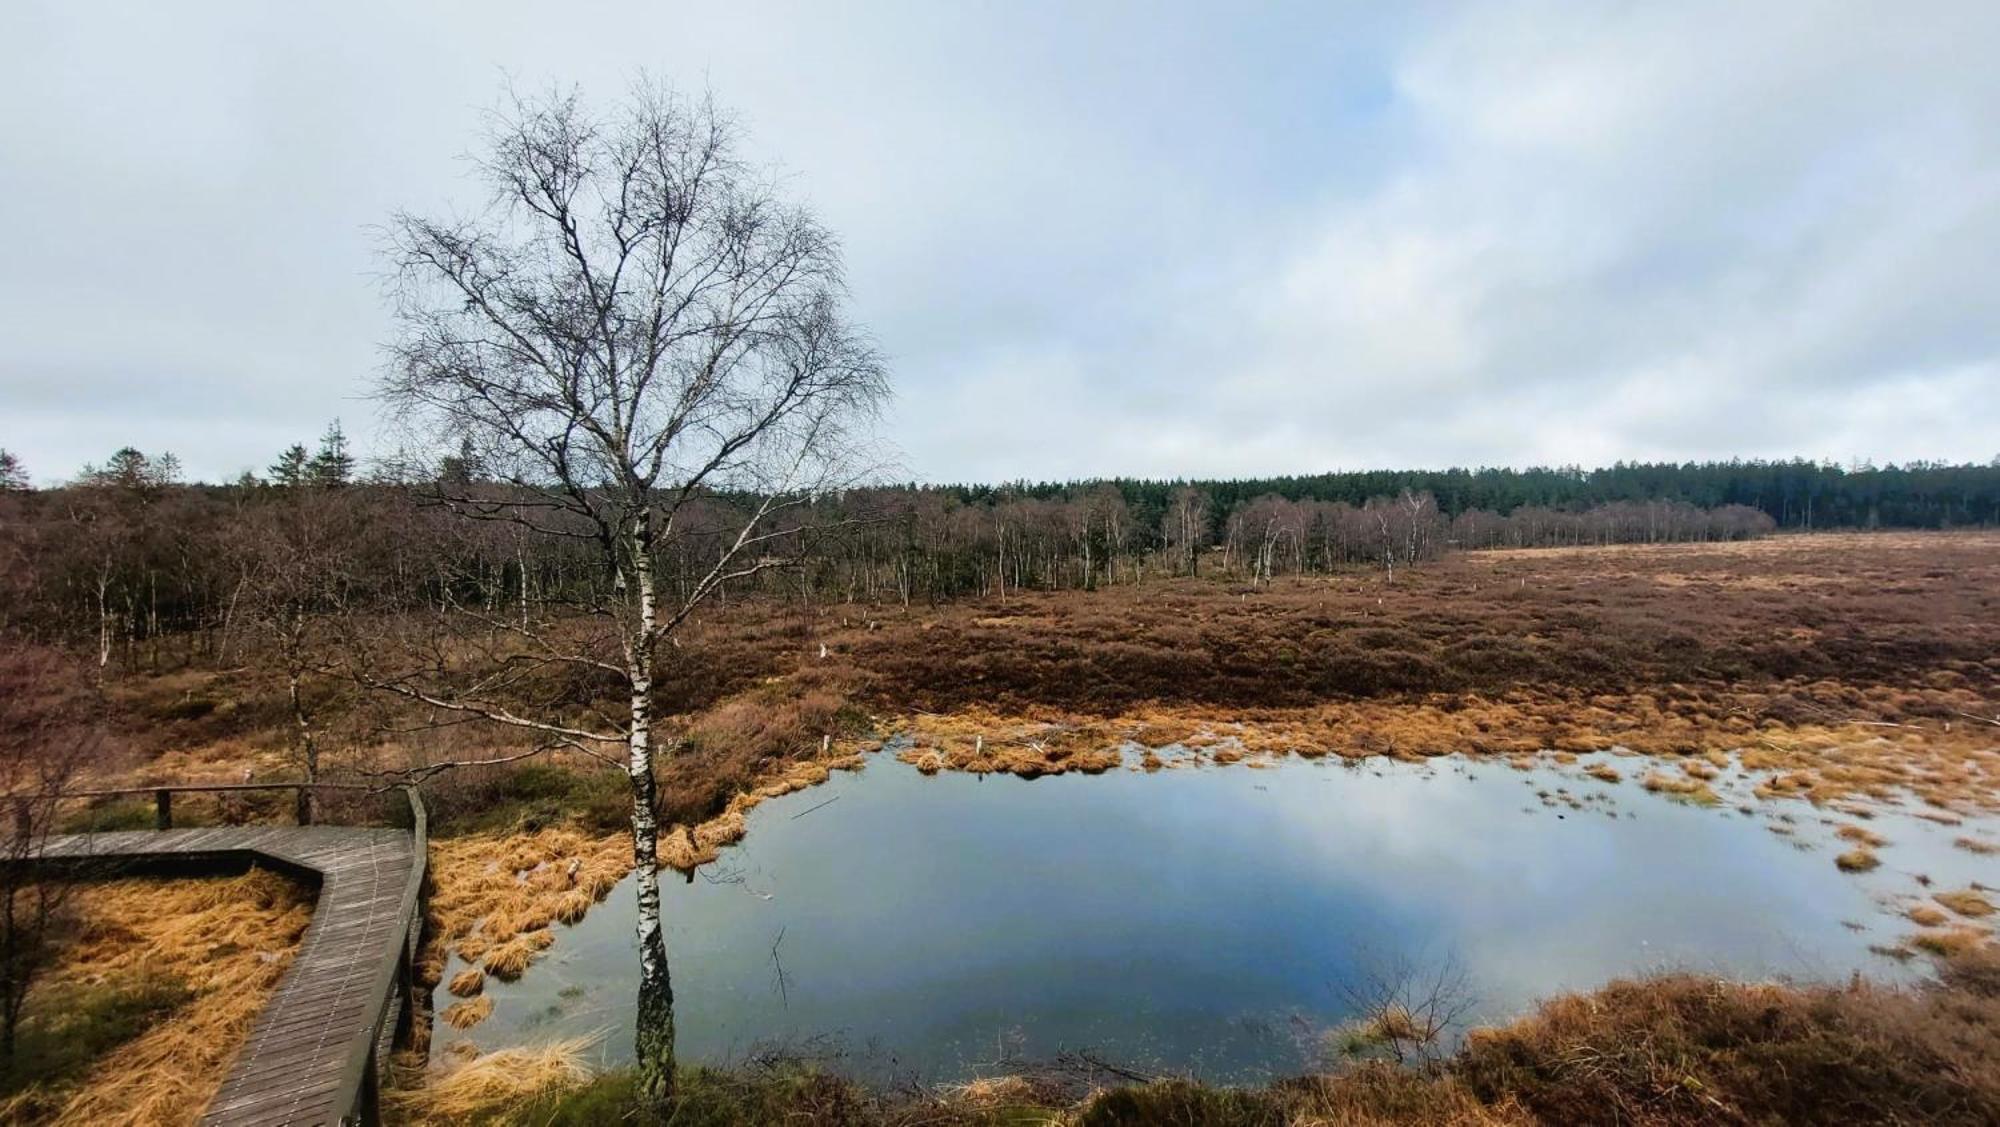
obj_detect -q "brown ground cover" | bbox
[69,530,2000,1097]
[1,868,312,1125]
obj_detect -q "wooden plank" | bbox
[35,809,422,1127]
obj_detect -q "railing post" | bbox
[154,789,172,830]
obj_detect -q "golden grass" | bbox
[1935,889,1996,919]
[481,936,537,981]
[440,996,493,1031]
[422,826,633,995]
[941,1076,1044,1109]
[657,753,867,871]
[1912,927,1990,957]
[1584,762,1621,783]
[1909,905,1951,927]
[1,868,311,1126]
[877,691,1998,822]
[1835,847,1881,873]
[446,968,484,998]
[1836,824,1889,849]
[1638,771,1719,805]
[384,1038,593,1124]
[1957,836,2000,855]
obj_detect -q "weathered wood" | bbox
[29,787,425,1126]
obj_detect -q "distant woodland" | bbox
[1,438,1996,661]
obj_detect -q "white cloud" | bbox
[1,1,1996,483]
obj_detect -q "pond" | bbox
[442,746,1990,1084]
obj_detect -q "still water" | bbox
[445,748,1986,1083]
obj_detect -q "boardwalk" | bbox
[31,798,426,1126]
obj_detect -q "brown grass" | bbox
[445,968,484,998]
[385,1038,592,1124]
[1913,927,1990,957]
[1835,823,1889,848]
[0,868,311,1126]
[1638,771,1719,805]
[440,996,493,1031]
[1957,836,2000,855]
[1936,889,1997,918]
[1910,904,1952,927]
[398,949,2000,1126]
[1583,762,1621,783]
[1453,949,2000,1125]
[1835,846,1881,872]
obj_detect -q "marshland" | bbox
[8,8,2000,1123]
[7,508,2000,1122]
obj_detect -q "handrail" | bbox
[10,780,404,832]
[331,784,427,1125]
[32,782,378,798]
[15,779,429,1124]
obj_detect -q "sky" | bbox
[3,1,1997,486]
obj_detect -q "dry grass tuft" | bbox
[481,938,536,982]
[385,1038,593,1124]
[1910,904,1952,927]
[422,826,633,1004]
[1584,762,1621,783]
[1912,927,1990,957]
[2,868,311,1126]
[1835,847,1881,873]
[446,968,484,999]
[1956,836,2000,855]
[441,996,493,1031]
[1936,889,1997,918]
[1639,771,1719,805]
[1836,824,1889,848]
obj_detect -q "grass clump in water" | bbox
[1638,771,1719,805]
[1835,846,1881,872]
[1935,889,1996,918]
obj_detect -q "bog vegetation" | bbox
[3,77,1999,1127]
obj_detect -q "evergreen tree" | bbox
[308,420,354,488]
[269,444,311,489]
[0,449,25,492]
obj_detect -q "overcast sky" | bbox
[3,2,1997,486]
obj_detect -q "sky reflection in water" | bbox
[448,749,1987,1083]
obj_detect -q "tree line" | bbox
[0,438,1798,662]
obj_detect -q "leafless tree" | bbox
[1166,486,1210,577]
[374,80,886,1102]
[0,647,97,1061]
[234,488,361,824]
[1323,949,1476,1068]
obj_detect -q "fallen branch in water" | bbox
[791,795,840,820]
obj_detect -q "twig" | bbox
[791,795,840,820]
[770,926,790,1009]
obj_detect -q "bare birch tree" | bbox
[375,82,886,1102]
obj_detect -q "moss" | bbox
[0,973,193,1098]
[1077,1082,1282,1126]
[430,763,630,836]
[58,798,158,834]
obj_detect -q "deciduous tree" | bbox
[375,80,886,1102]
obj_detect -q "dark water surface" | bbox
[445,749,1985,1083]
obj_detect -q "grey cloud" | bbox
[1,1,1995,484]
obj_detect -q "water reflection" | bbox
[445,749,1980,1083]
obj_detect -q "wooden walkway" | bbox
[30,793,426,1126]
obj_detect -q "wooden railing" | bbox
[40,779,389,830]
[10,780,429,1125]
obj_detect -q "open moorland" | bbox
[26,529,1995,1123]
